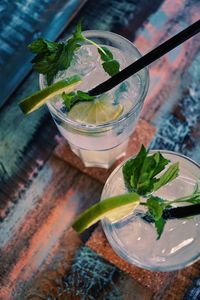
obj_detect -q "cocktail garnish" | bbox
[142,196,169,239]
[28,21,120,80]
[20,21,121,114]
[28,24,84,86]
[67,96,123,124]
[142,187,200,238]
[72,145,200,239]
[62,90,95,111]
[72,193,139,233]
[19,75,81,114]
[122,145,179,196]
[97,46,120,76]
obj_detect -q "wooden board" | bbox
[0,155,102,299]
[1,0,200,299]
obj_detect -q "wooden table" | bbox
[0,0,200,299]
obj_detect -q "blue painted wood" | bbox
[150,52,200,164]
[0,0,87,108]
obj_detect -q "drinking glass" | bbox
[40,30,149,168]
[101,151,200,271]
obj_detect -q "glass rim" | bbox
[101,150,200,272]
[102,150,200,188]
[40,30,149,131]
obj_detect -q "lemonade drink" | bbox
[40,31,149,168]
[101,151,200,271]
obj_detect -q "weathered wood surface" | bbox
[133,0,200,161]
[0,155,102,299]
[0,0,87,107]
[0,0,200,299]
[0,119,155,299]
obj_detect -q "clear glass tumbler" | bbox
[40,31,149,168]
[101,151,200,271]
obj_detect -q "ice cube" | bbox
[70,45,99,76]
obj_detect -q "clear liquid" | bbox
[48,44,145,168]
[101,152,200,271]
[52,44,142,119]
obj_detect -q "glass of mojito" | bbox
[39,30,149,168]
[101,151,200,271]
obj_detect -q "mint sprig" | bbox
[28,23,84,85]
[98,46,120,76]
[70,145,199,240]
[122,145,181,238]
[62,90,94,111]
[122,145,179,196]
[144,196,170,239]
[28,21,120,88]
[143,187,200,239]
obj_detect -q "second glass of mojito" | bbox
[101,151,200,271]
[40,31,149,168]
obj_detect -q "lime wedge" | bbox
[19,75,81,114]
[72,193,139,233]
[68,96,123,124]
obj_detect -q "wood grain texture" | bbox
[150,51,200,162]
[62,246,153,300]
[0,155,102,300]
[0,72,58,217]
[160,261,200,300]
[0,0,200,299]
[21,228,82,300]
[136,0,200,122]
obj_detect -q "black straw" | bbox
[88,20,200,96]
[163,203,200,220]
[142,204,200,223]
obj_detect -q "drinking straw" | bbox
[88,19,200,96]
[142,204,200,223]
[163,203,200,220]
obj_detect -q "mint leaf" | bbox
[98,46,113,61]
[62,92,77,110]
[122,145,148,193]
[28,20,121,88]
[102,60,120,76]
[146,196,164,220]
[28,39,50,53]
[28,22,85,85]
[77,90,94,100]
[142,187,200,239]
[73,20,85,42]
[146,196,167,239]
[62,90,94,111]
[122,146,175,195]
[155,218,166,239]
[137,151,170,194]
[98,46,120,76]
[151,152,170,177]
[154,162,179,191]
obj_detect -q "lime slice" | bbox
[19,75,81,114]
[68,96,123,124]
[72,193,139,233]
